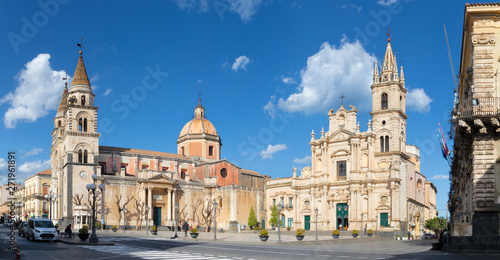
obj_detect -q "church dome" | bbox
[178,98,218,138]
[179,118,218,137]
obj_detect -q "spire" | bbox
[400,65,405,83]
[382,38,395,73]
[70,51,91,88]
[373,60,379,77]
[56,83,69,115]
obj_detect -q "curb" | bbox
[57,239,114,246]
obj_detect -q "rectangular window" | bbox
[288,218,293,228]
[337,161,346,178]
[280,197,285,207]
[288,197,293,208]
[272,198,276,206]
[42,202,47,211]
[42,186,48,195]
[209,146,214,156]
[281,215,285,228]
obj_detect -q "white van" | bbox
[26,218,58,241]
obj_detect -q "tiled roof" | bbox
[466,2,500,7]
[99,146,188,159]
[37,169,51,176]
[70,51,91,87]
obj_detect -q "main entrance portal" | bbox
[336,203,349,230]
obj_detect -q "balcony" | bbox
[455,97,500,118]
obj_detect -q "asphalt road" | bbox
[0,227,496,260]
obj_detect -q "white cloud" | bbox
[0,54,68,128]
[293,156,311,164]
[103,88,112,96]
[260,144,287,159]
[266,37,376,116]
[18,159,51,174]
[232,55,250,71]
[21,148,43,158]
[406,88,432,113]
[432,174,448,180]
[0,158,6,170]
[342,4,362,13]
[263,96,276,117]
[377,0,398,6]
[196,80,203,84]
[281,76,296,85]
[175,0,263,23]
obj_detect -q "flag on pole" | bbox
[438,123,450,156]
[437,134,447,159]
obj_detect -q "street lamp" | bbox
[375,215,378,236]
[173,203,179,238]
[277,203,282,243]
[315,207,319,241]
[213,200,218,240]
[44,188,57,220]
[86,174,104,244]
[145,206,150,235]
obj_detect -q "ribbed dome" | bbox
[179,118,218,137]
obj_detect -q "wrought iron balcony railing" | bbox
[455,97,500,118]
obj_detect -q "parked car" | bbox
[18,221,28,237]
[424,233,437,239]
[26,218,58,242]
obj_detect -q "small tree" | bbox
[269,204,279,228]
[425,217,447,240]
[248,206,258,229]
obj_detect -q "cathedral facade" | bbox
[266,39,437,235]
[50,50,269,231]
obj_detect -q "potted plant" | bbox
[295,228,305,241]
[367,229,374,237]
[396,235,400,240]
[112,225,118,232]
[78,225,89,241]
[287,227,291,231]
[332,229,340,239]
[352,229,359,238]
[190,227,199,238]
[150,225,157,235]
[259,229,269,241]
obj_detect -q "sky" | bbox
[0,0,470,217]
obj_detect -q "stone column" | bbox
[167,189,172,221]
[147,187,153,225]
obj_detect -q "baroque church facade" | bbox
[50,50,269,231]
[266,38,437,235]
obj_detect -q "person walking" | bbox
[364,224,367,236]
[182,221,189,237]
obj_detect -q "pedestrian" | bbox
[182,221,189,237]
[65,224,73,238]
[364,224,367,236]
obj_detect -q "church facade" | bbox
[266,38,437,235]
[50,50,269,231]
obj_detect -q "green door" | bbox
[153,207,161,227]
[380,213,388,227]
[304,215,311,231]
[281,215,285,228]
[261,219,265,229]
[336,203,349,230]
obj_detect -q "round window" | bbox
[220,168,227,178]
[382,120,386,125]
[305,200,311,206]
[381,196,388,202]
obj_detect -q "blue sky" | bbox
[0,0,469,217]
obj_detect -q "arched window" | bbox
[381,93,388,110]
[380,136,384,152]
[79,118,83,132]
[83,150,88,163]
[181,147,185,156]
[400,96,402,110]
[58,120,61,127]
[180,171,186,179]
[121,165,127,174]
[78,149,83,163]
[385,136,389,152]
[83,118,88,132]
[81,96,86,106]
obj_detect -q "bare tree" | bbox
[192,198,216,232]
[73,194,84,206]
[133,199,145,231]
[114,195,134,228]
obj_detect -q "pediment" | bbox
[147,173,175,184]
[327,128,354,142]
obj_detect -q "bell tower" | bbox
[51,50,100,227]
[370,37,407,154]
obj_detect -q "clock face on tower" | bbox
[80,171,87,179]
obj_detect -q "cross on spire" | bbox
[340,93,346,106]
[77,34,84,51]
[386,24,392,40]
[62,72,68,87]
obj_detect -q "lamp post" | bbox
[145,206,150,235]
[375,215,378,236]
[86,174,104,244]
[361,213,364,238]
[213,200,218,240]
[44,188,57,220]
[315,207,319,241]
[277,203,282,243]
[173,203,179,238]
